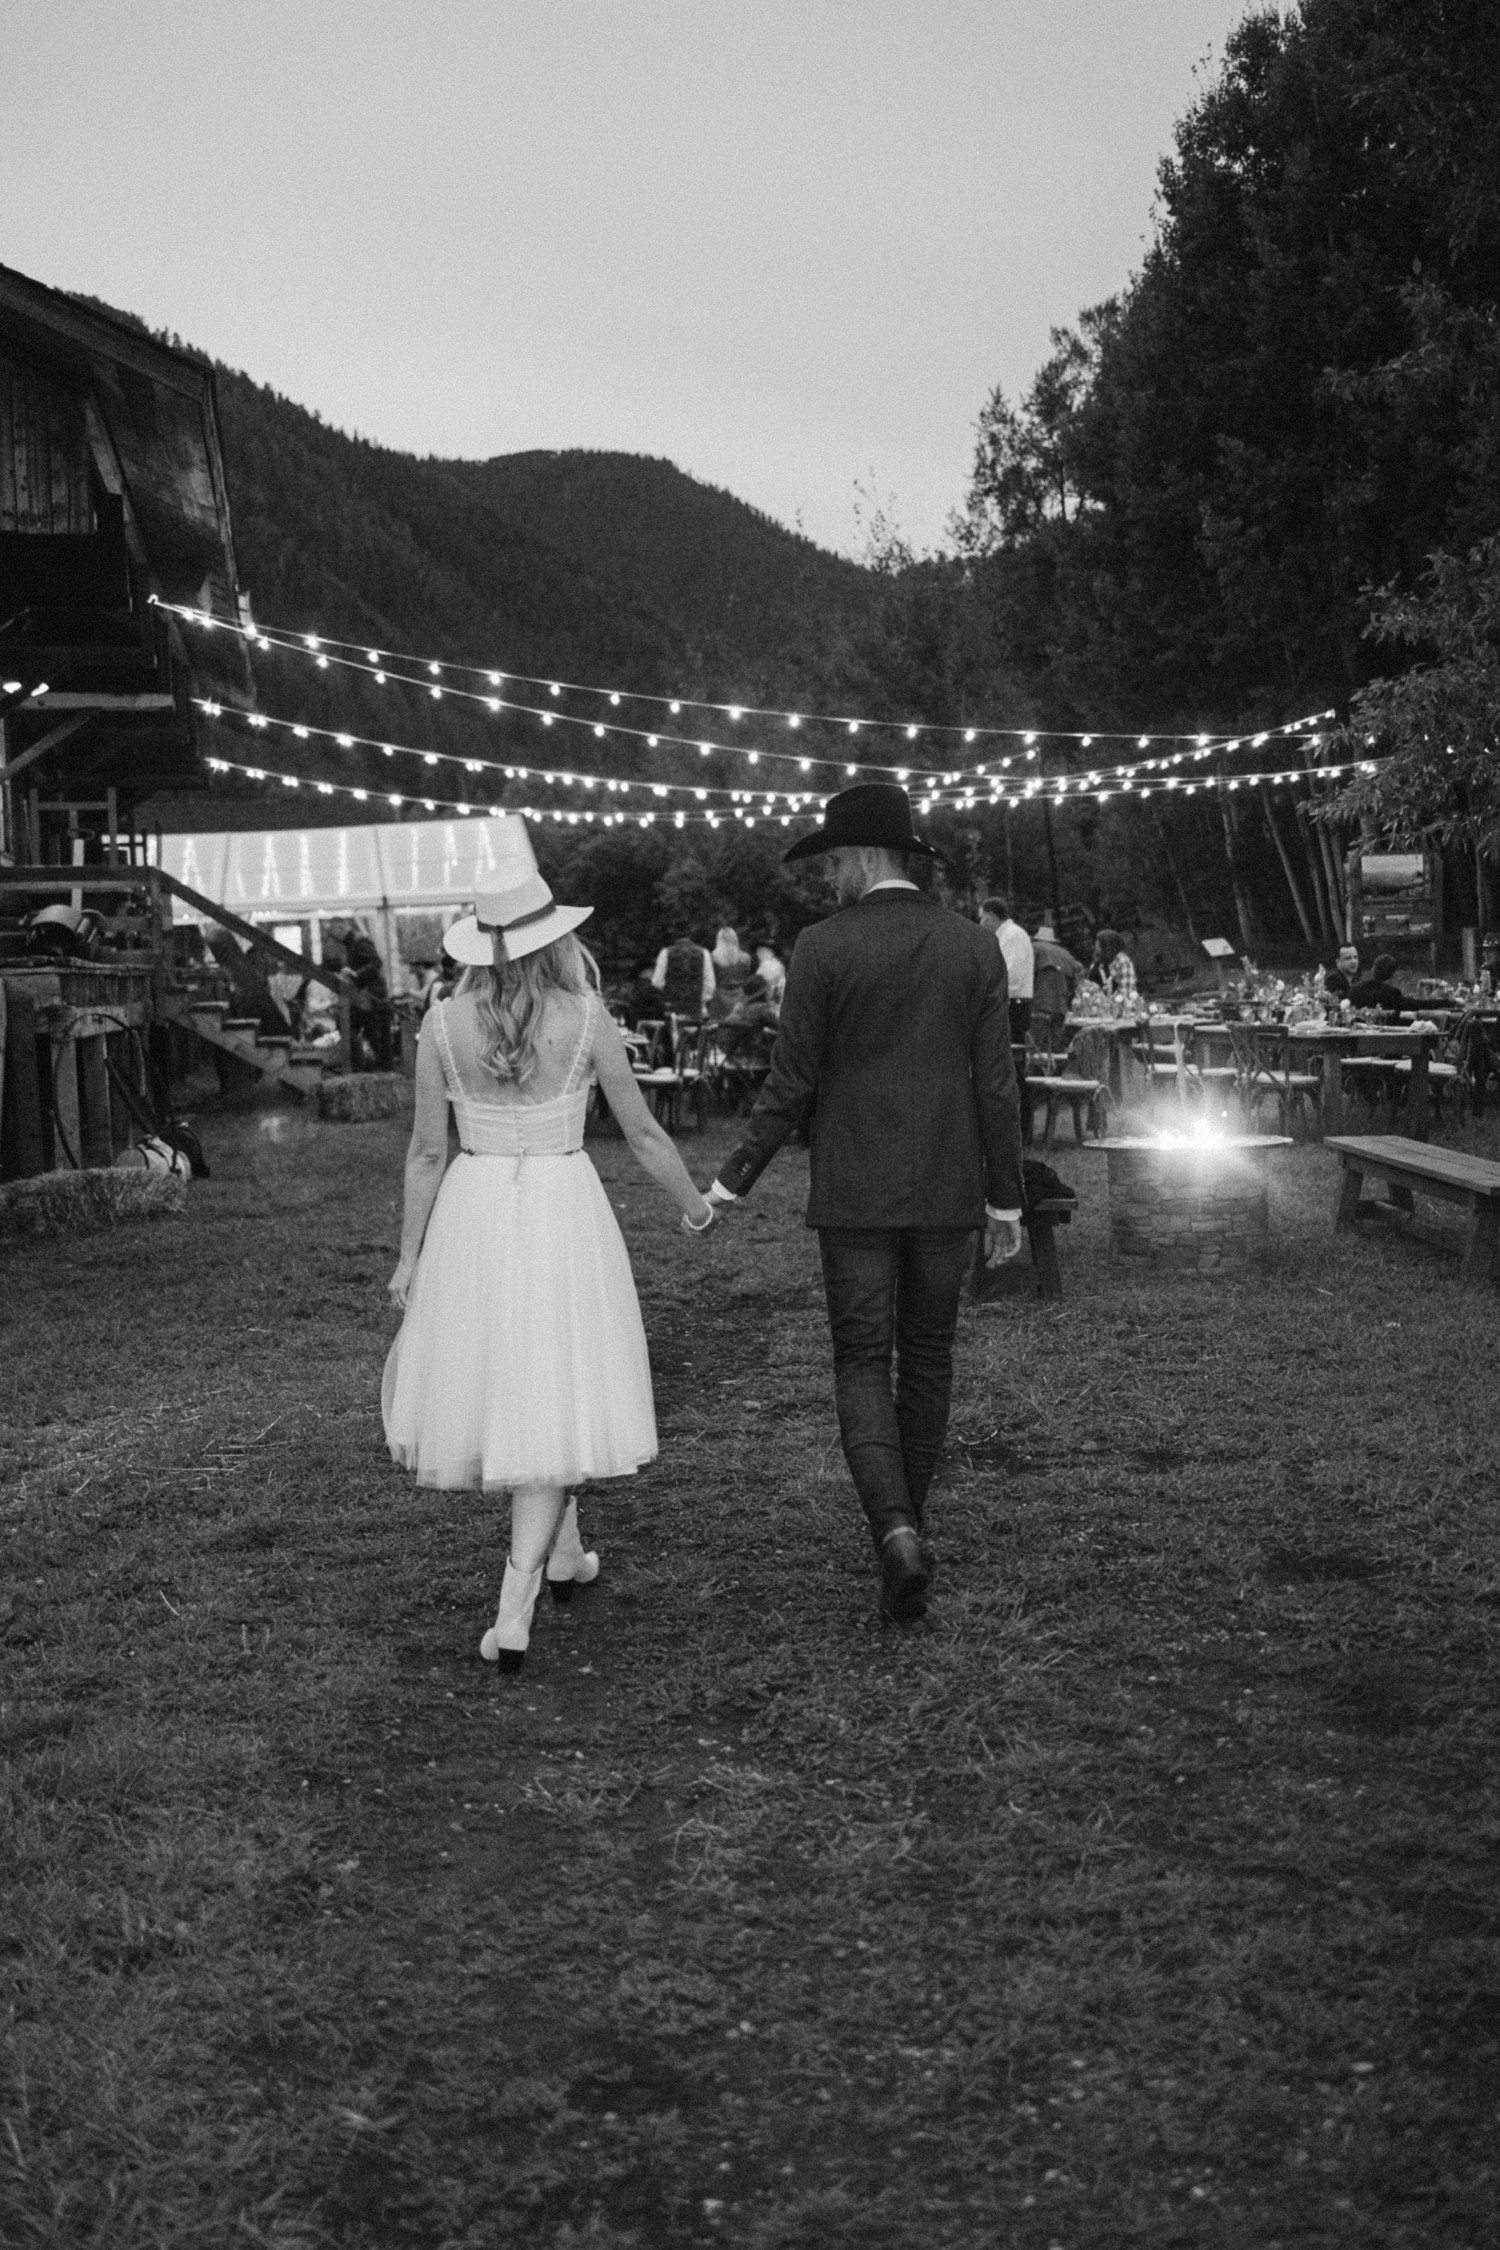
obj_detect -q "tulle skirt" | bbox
[382,1150,658,1491]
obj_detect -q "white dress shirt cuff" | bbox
[986,1206,1022,1222]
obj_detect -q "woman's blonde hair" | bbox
[457,931,599,1086]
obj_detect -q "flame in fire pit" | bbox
[1153,1118,1229,1149]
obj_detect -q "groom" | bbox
[705,783,1024,1623]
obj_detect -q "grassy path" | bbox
[3,1102,1498,2248]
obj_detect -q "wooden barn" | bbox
[0,259,254,860]
[1,264,350,1184]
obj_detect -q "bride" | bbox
[383,842,714,1671]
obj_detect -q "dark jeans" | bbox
[818,1227,973,1549]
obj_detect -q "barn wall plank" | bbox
[0,357,15,528]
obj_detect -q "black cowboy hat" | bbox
[782,781,940,864]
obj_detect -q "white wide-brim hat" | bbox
[443,869,593,966]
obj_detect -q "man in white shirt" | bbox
[979,896,1035,1043]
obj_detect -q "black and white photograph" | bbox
[2,3,1498,2243]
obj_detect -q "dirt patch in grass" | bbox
[3,1103,1499,2246]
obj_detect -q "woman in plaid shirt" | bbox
[1090,928,1139,1007]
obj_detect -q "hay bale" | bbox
[315,1072,412,1124]
[0,1166,187,1239]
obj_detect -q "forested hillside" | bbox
[215,371,876,708]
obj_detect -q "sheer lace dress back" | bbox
[430,991,596,1155]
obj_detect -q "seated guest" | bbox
[617,960,661,1030]
[751,937,786,1008]
[1032,923,1086,997]
[1089,928,1139,1006]
[720,995,780,1060]
[1350,952,1406,1013]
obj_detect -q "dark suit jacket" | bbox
[716,887,1025,1228]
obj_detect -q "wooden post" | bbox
[1460,1201,1499,1289]
[1321,1047,1345,1138]
[1335,1161,1364,1230]
[77,1034,113,1166]
[105,1029,132,1156]
[49,1025,82,1169]
[0,983,47,1179]
[1408,1036,1432,1144]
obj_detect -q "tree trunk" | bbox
[1260,789,1316,943]
[1216,785,1260,955]
[1344,839,1368,949]
[1294,799,1339,947]
[1317,815,1347,937]
[1152,803,1200,945]
[1041,797,1062,920]
[1477,841,1492,941]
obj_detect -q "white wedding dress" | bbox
[381,989,658,1491]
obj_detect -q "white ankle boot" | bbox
[545,1498,600,1605]
[480,1560,544,1671]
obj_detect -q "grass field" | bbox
[3,1090,1499,2248]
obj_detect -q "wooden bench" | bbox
[1327,1134,1500,1288]
[970,1197,1073,1302]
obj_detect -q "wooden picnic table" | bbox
[1327,1134,1500,1287]
[1281,1025,1436,1138]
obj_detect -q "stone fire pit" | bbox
[1091,1134,1293,1273]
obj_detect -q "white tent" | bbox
[150,815,536,977]
[153,815,532,916]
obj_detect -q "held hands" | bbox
[681,1178,736,1236]
[984,1215,1023,1264]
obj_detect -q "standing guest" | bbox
[325,917,396,1070]
[752,937,787,1009]
[405,959,440,1010]
[710,926,753,1015]
[702,783,1024,1627]
[1090,928,1139,1008]
[651,926,716,1021]
[1350,952,1406,1013]
[618,959,662,1030]
[978,895,1035,1045]
[384,840,716,1673]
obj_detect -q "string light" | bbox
[199,697,1385,823]
[167,607,1349,801]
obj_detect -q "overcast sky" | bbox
[5,1,1258,555]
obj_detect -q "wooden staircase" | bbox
[157,994,335,1099]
